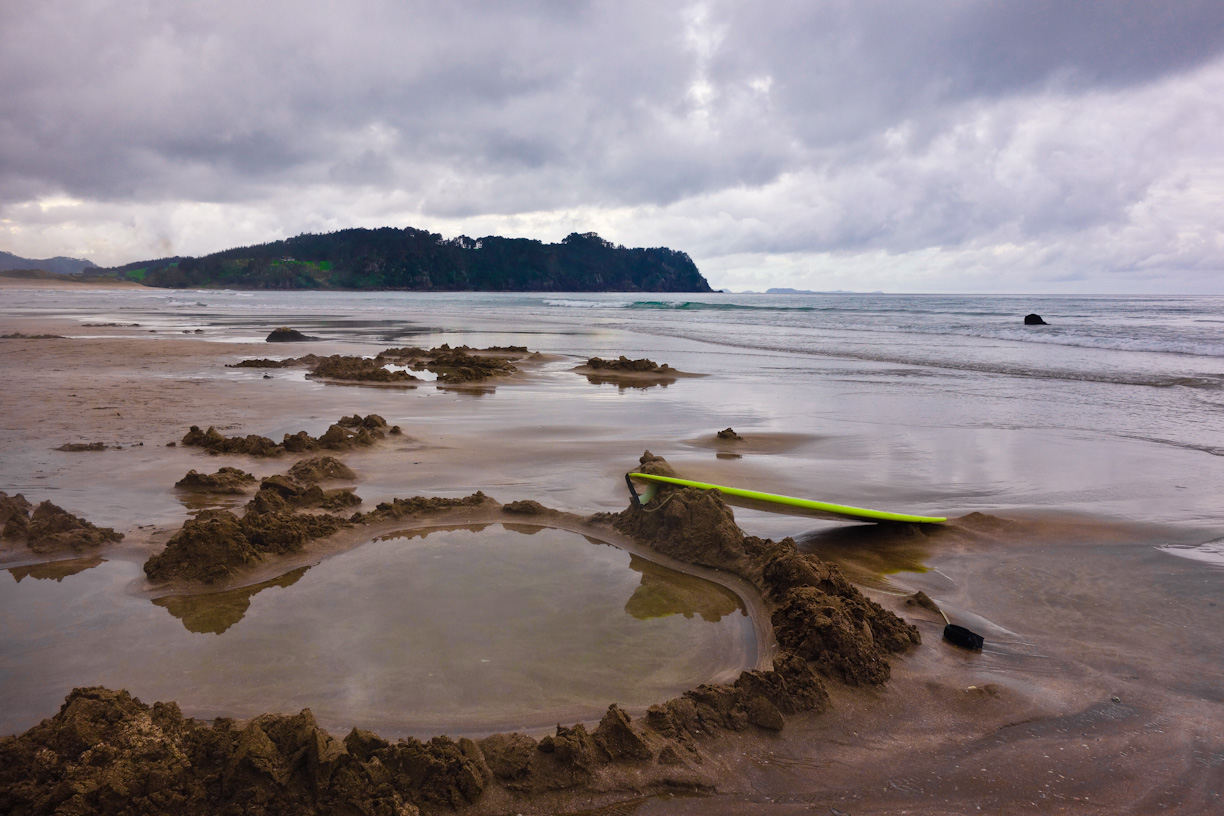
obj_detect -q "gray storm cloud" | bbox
[2,0,1223,291]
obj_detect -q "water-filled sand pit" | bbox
[0,524,756,738]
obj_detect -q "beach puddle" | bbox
[0,524,755,738]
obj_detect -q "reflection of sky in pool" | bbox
[0,525,754,737]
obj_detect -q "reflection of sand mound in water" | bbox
[796,522,940,586]
[624,553,744,622]
[152,567,309,634]
[7,555,104,583]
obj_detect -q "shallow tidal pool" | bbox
[0,524,756,737]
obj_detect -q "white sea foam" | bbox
[544,298,635,308]
[1158,539,1224,567]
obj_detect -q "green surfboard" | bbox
[627,472,946,524]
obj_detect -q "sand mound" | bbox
[418,349,516,383]
[585,356,671,373]
[0,687,731,815]
[182,415,397,457]
[1,495,123,554]
[226,358,299,368]
[147,444,494,585]
[355,492,496,523]
[0,491,33,529]
[307,355,421,383]
[228,345,524,385]
[55,441,110,452]
[287,456,357,483]
[144,497,350,585]
[174,467,257,493]
[181,426,282,456]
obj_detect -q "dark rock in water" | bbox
[944,623,984,650]
[717,427,743,441]
[266,326,315,342]
[1024,313,1048,325]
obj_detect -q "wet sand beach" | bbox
[1,284,1221,814]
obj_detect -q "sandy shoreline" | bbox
[2,308,1221,814]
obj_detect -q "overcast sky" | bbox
[3,1,1223,292]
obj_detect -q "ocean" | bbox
[8,288,1224,525]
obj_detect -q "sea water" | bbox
[9,288,1224,524]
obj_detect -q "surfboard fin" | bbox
[625,473,659,506]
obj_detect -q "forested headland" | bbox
[92,228,712,292]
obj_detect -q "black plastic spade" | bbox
[943,623,984,650]
[910,591,985,651]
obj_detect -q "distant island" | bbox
[82,228,713,292]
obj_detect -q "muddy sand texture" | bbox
[180,414,398,457]
[1,492,123,554]
[4,453,920,815]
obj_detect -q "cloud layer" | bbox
[2,1,1223,291]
